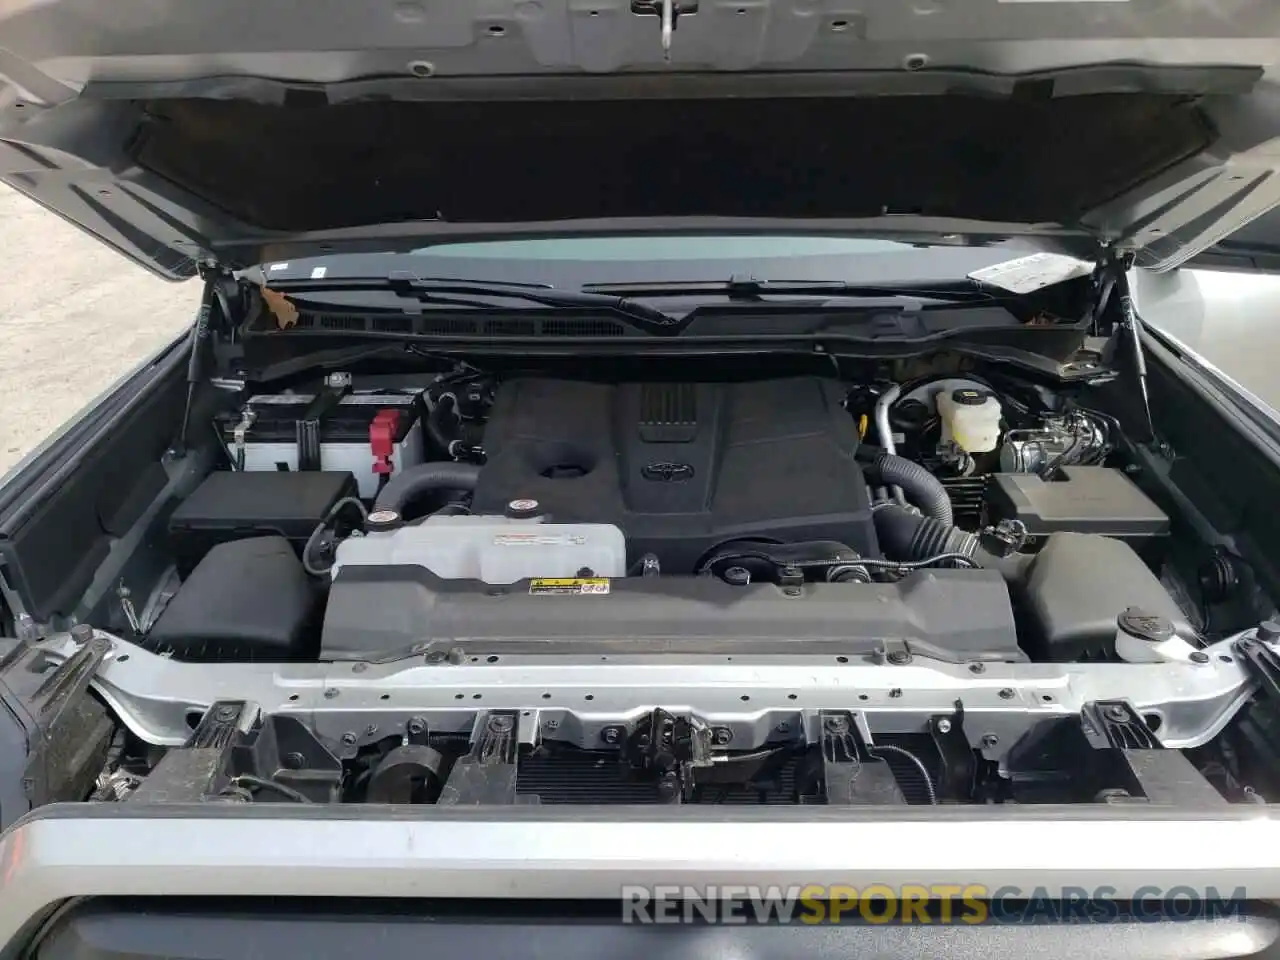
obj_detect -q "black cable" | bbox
[856,553,981,571]
[326,496,370,524]
[231,775,313,803]
[302,496,370,577]
[869,745,939,805]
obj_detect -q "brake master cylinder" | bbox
[937,388,1002,454]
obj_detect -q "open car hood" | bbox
[2,0,1280,280]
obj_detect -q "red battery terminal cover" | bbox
[370,409,402,476]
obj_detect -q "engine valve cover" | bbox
[470,378,878,571]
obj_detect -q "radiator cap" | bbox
[505,498,541,519]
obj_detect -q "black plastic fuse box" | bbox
[168,470,357,575]
[987,467,1169,544]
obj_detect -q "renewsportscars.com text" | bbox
[621,885,1249,924]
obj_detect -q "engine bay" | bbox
[171,370,1183,668]
[8,355,1280,812]
[2,340,1280,819]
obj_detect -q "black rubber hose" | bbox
[373,461,482,515]
[426,394,485,457]
[874,503,977,563]
[425,394,463,456]
[872,503,1036,583]
[872,454,953,525]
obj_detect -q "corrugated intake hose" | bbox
[872,454,954,526]
[873,502,977,563]
[373,461,482,515]
[872,502,1036,582]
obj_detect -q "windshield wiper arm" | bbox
[582,275,996,303]
[267,272,679,328]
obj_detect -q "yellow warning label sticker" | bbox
[529,578,611,596]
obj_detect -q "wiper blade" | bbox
[582,275,996,303]
[266,272,679,329]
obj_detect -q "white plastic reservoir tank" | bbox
[332,513,628,584]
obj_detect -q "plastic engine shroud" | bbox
[469,377,880,573]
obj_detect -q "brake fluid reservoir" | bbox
[937,388,1002,454]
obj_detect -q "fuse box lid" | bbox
[988,467,1169,538]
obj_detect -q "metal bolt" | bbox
[489,715,514,733]
[968,662,985,674]
[340,732,357,746]
[424,650,447,664]
[712,727,733,745]
[887,650,911,665]
[782,586,802,597]
[283,752,305,769]
[981,733,999,748]
[1189,651,1210,664]
[323,688,340,700]
[936,718,952,734]
[215,705,237,721]
[447,647,466,664]
[824,716,848,733]
[601,726,622,744]
[407,716,428,736]
[1095,788,1131,803]
[70,624,93,644]
[776,721,791,733]
[998,688,1014,700]
[889,688,903,699]
[722,566,751,586]
[544,719,560,730]
[1104,704,1129,723]
[352,662,368,673]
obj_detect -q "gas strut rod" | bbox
[175,281,215,456]
[1118,283,1158,445]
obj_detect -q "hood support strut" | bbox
[1092,249,1157,446]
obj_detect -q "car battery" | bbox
[217,389,425,498]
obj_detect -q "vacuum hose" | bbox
[425,394,484,458]
[872,454,954,526]
[373,461,482,515]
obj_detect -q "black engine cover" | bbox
[471,378,878,572]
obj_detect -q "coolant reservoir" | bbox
[331,510,627,584]
[937,388,1002,454]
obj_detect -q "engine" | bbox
[469,377,879,572]
[157,371,1185,668]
